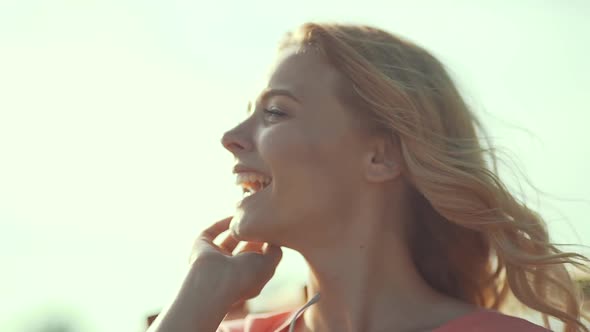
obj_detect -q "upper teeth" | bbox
[236,173,272,194]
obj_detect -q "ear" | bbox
[363,135,402,183]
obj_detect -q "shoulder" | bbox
[434,309,551,332]
[217,310,294,332]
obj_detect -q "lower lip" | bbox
[238,183,271,206]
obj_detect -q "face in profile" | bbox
[221,46,372,246]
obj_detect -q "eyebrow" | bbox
[246,88,301,114]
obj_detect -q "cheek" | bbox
[258,125,358,219]
[258,124,331,180]
[258,126,320,194]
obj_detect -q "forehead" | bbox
[265,46,343,103]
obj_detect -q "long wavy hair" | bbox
[277,22,590,332]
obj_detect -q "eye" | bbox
[263,107,286,119]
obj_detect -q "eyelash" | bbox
[263,107,286,118]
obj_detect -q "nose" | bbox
[221,126,253,154]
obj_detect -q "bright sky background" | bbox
[1,1,589,331]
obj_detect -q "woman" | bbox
[147,23,589,332]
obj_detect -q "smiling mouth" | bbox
[236,173,272,199]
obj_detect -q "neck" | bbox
[301,230,447,331]
[293,191,455,331]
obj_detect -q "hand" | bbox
[188,216,283,305]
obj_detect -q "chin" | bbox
[229,211,278,243]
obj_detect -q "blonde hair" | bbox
[278,22,590,332]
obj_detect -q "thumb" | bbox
[235,244,282,272]
[245,243,282,275]
[263,244,283,265]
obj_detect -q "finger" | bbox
[262,243,283,265]
[218,232,240,254]
[234,241,265,255]
[236,243,283,277]
[200,216,233,242]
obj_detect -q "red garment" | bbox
[217,309,552,332]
